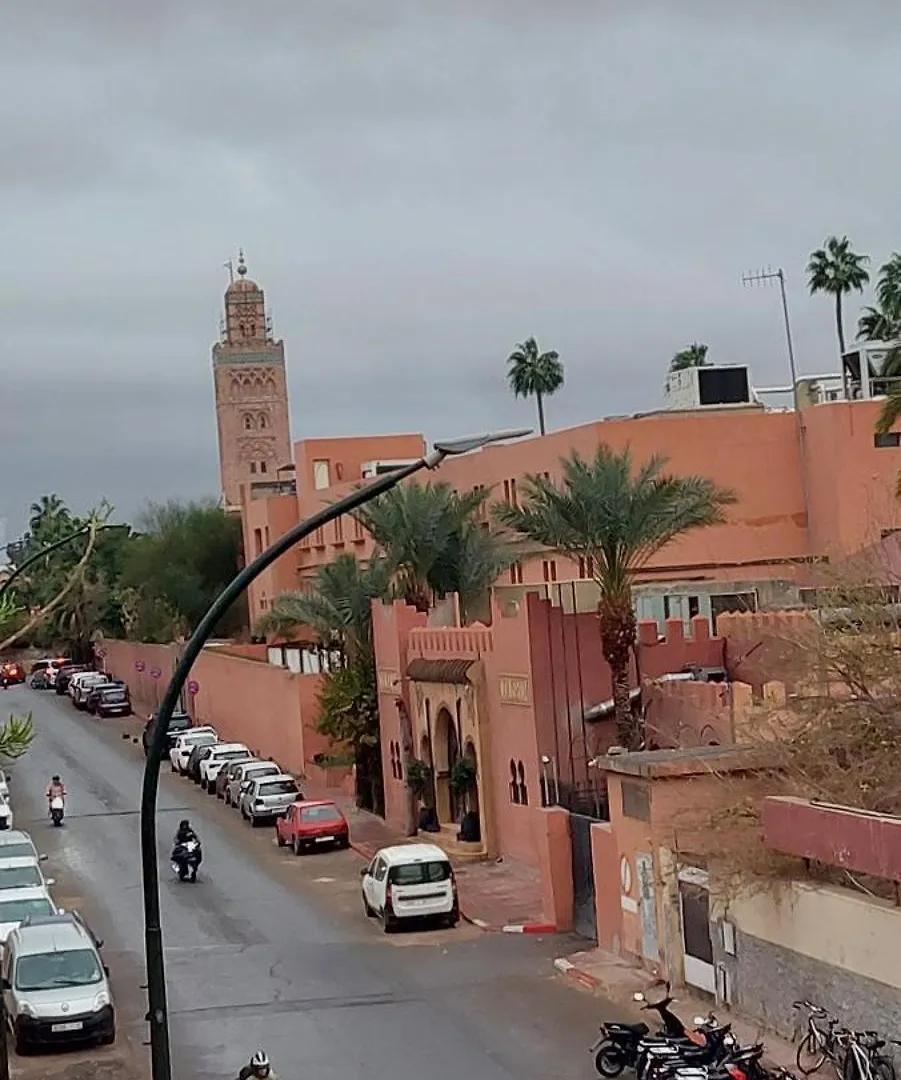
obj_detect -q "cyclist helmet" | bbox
[251,1050,270,1074]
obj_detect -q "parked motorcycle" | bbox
[592,985,689,1077]
[171,838,202,882]
[49,795,65,827]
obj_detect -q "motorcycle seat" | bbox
[608,1022,650,1036]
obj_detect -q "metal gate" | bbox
[678,867,715,993]
[570,813,597,940]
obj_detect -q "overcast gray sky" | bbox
[1,1,896,536]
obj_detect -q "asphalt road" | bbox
[1,684,614,1080]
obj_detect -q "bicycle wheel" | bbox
[797,1031,828,1075]
[873,1057,896,1080]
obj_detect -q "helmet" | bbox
[179,819,190,831]
[52,775,61,783]
[250,1051,270,1073]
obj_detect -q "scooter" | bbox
[49,795,65,827]
[591,985,689,1077]
[171,838,202,882]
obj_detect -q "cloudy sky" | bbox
[1,1,896,537]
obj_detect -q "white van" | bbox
[3,914,115,1053]
[361,843,458,933]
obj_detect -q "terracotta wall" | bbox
[644,679,754,748]
[718,609,812,690]
[99,639,351,792]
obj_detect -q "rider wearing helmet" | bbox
[238,1050,276,1079]
[174,819,197,846]
[46,775,66,800]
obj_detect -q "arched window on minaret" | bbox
[243,415,255,431]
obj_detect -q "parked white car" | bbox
[0,857,53,893]
[0,796,14,833]
[361,843,458,933]
[169,728,218,774]
[239,774,299,826]
[70,673,108,708]
[224,760,280,807]
[198,744,251,793]
[0,887,57,947]
[0,770,10,801]
[0,832,43,863]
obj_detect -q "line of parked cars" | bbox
[151,713,460,933]
[0,816,115,1055]
[30,659,133,719]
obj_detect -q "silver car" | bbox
[0,858,54,893]
[4,914,115,1053]
[224,760,280,807]
[0,832,42,862]
[239,774,300,826]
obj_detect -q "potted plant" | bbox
[450,758,477,812]
[406,759,437,832]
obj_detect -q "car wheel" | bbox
[337,835,350,850]
[14,1031,29,1056]
[276,830,285,848]
[293,837,305,856]
[250,815,260,828]
[363,892,375,917]
[100,1024,116,1047]
[382,909,396,934]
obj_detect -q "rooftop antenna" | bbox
[224,257,235,284]
[741,266,798,395]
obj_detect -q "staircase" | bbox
[418,822,486,860]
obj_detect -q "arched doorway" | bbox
[433,707,459,824]
[458,739,482,843]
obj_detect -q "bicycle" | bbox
[838,1030,896,1080]
[793,1001,841,1076]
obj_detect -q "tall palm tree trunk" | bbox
[599,598,639,749]
[535,391,546,436]
[836,292,846,356]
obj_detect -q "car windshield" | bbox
[259,780,298,797]
[0,897,54,925]
[301,805,343,823]
[217,751,248,762]
[169,718,191,732]
[0,867,41,889]
[388,861,451,886]
[245,765,277,779]
[15,948,103,991]
[184,734,214,747]
[0,845,37,860]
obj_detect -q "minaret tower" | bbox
[211,252,292,510]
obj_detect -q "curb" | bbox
[553,956,602,991]
[350,838,557,935]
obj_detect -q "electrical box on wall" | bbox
[721,920,736,956]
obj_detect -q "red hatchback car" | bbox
[276,799,350,855]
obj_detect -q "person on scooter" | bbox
[46,775,66,801]
[173,818,197,846]
[238,1049,277,1079]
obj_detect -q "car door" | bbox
[367,857,387,910]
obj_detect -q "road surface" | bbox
[2,684,612,1080]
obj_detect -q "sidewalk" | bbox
[339,801,552,932]
[553,947,798,1072]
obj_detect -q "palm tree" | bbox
[495,446,736,749]
[807,236,870,356]
[257,553,390,657]
[28,494,71,542]
[353,481,514,620]
[507,337,564,436]
[669,343,710,372]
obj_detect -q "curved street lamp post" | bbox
[140,429,530,1080]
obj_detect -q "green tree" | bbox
[506,336,564,436]
[494,446,736,748]
[807,236,870,356]
[857,253,901,380]
[669,342,710,372]
[28,494,71,542]
[353,481,514,620]
[257,554,391,816]
[118,500,246,641]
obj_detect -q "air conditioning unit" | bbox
[361,459,419,479]
[663,365,754,410]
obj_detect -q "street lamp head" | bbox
[427,428,532,468]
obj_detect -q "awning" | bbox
[405,658,475,684]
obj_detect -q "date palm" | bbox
[495,446,736,748]
[257,553,390,657]
[353,481,514,620]
[507,337,564,436]
[807,236,870,356]
[669,342,710,372]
